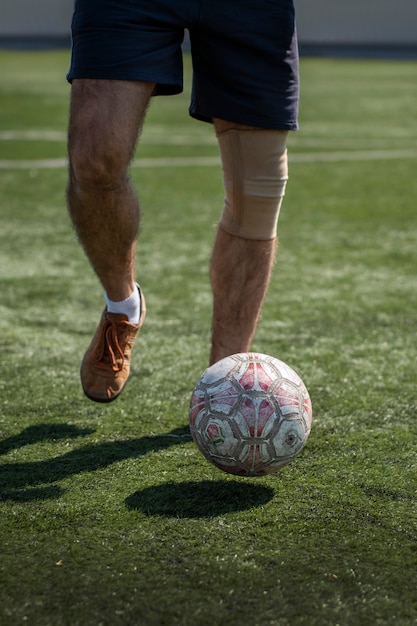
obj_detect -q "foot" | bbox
[80,291,146,402]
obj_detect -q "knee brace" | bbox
[217,129,288,240]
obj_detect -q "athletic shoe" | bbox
[80,290,146,402]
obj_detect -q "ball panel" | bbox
[189,353,312,477]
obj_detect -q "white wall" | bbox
[295,0,417,45]
[1,0,73,37]
[1,0,417,46]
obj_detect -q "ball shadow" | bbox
[125,480,275,518]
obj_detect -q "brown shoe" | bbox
[80,291,146,403]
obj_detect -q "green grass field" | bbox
[0,50,417,625]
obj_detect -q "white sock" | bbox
[104,284,141,325]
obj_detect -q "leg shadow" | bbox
[0,424,191,502]
[0,423,94,456]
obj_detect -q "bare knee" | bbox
[66,124,132,236]
[67,79,146,193]
[68,126,128,194]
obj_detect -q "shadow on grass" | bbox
[0,423,191,502]
[126,480,275,518]
[0,423,95,456]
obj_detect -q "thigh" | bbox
[190,0,299,130]
[68,79,155,168]
[214,119,289,135]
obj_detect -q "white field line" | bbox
[1,129,417,167]
[291,149,417,162]
[1,129,415,150]
[1,149,417,170]
[0,130,216,144]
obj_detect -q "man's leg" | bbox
[67,79,155,401]
[209,119,287,365]
[210,227,277,364]
[67,79,155,301]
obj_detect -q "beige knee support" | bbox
[217,129,288,240]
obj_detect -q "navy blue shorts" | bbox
[67,0,299,130]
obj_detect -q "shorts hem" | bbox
[67,72,183,97]
[189,109,299,131]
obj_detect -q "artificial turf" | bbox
[0,50,416,625]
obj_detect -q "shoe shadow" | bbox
[0,424,191,502]
[125,480,275,518]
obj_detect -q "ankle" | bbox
[104,284,141,324]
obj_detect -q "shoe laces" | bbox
[93,318,130,372]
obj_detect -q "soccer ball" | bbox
[188,352,312,477]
